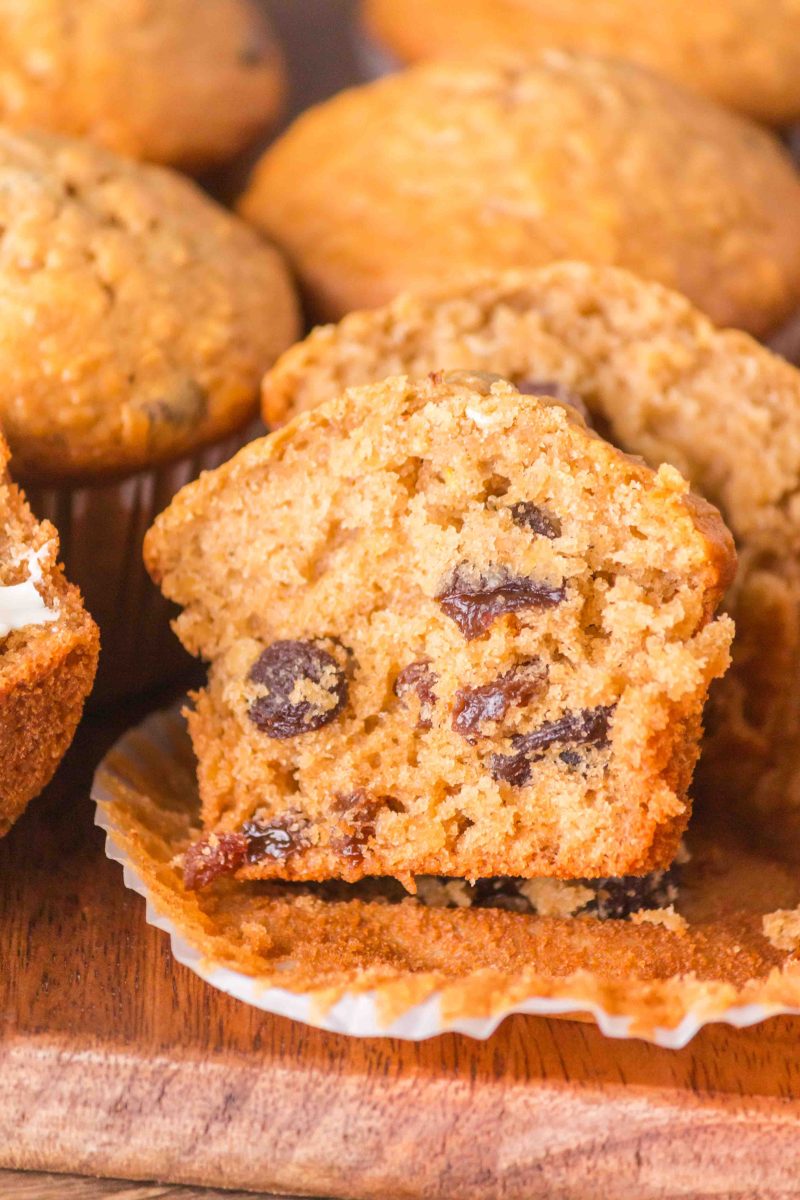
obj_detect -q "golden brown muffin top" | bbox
[0,0,285,169]
[363,0,800,125]
[0,128,300,483]
[241,52,800,335]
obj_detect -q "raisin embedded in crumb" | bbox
[140,379,208,430]
[490,704,615,785]
[183,831,247,890]
[452,660,545,739]
[436,563,566,640]
[395,660,438,728]
[516,378,591,424]
[583,867,679,920]
[248,639,349,738]
[332,789,395,865]
[559,749,583,768]
[241,811,310,864]
[509,501,562,540]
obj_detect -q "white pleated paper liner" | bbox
[92,705,800,1046]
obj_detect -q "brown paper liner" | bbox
[93,706,800,1042]
[26,423,262,704]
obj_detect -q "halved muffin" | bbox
[145,372,734,887]
[0,435,98,834]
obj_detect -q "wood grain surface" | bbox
[2,699,800,1200]
[0,1169,287,1199]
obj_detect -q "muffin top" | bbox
[0,129,300,483]
[362,0,800,126]
[240,52,800,335]
[0,0,285,170]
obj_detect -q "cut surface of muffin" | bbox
[0,437,98,833]
[145,373,734,887]
[261,263,800,837]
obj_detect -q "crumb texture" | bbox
[363,0,800,125]
[264,262,800,836]
[146,372,733,885]
[240,52,800,334]
[0,435,98,833]
[0,0,284,168]
[0,128,300,482]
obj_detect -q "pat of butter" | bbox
[0,546,59,639]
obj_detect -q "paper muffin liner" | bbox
[25,422,262,704]
[92,703,800,1045]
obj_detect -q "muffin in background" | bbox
[361,0,800,126]
[0,431,98,834]
[240,52,800,336]
[0,0,285,171]
[0,127,300,699]
[262,262,800,848]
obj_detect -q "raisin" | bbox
[183,831,247,890]
[452,660,544,740]
[464,864,679,918]
[140,379,208,430]
[248,639,349,738]
[559,749,583,768]
[582,867,679,920]
[516,378,591,424]
[509,501,561,540]
[332,790,395,865]
[436,563,566,640]
[241,810,310,864]
[395,660,438,729]
[490,704,615,785]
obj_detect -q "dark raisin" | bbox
[459,862,679,918]
[516,378,591,424]
[241,810,310,864]
[509,501,561,539]
[490,704,615,785]
[395,661,438,729]
[140,379,208,430]
[183,831,247,891]
[332,790,394,865]
[452,660,544,740]
[559,749,583,768]
[248,639,349,738]
[436,563,566,640]
[581,866,680,920]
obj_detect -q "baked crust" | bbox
[0,441,98,832]
[262,263,800,844]
[0,0,285,170]
[0,128,300,484]
[362,0,800,126]
[240,53,800,335]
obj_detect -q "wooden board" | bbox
[2,698,800,1199]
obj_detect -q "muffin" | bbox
[0,432,98,834]
[262,262,800,842]
[0,128,300,698]
[0,0,285,171]
[239,52,800,336]
[361,0,800,126]
[144,372,734,887]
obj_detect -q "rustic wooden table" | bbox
[0,1172,281,1198]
